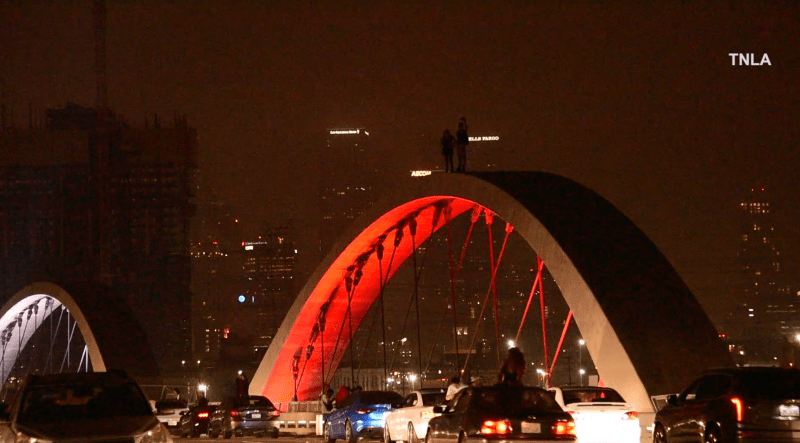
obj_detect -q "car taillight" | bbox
[420,411,435,419]
[197,412,209,418]
[480,420,511,435]
[270,410,280,417]
[622,411,638,420]
[356,409,375,414]
[731,398,743,422]
[231,410,240,417]
[552,421,576,436]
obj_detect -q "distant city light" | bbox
[579,339,585,346]
[198,384,208,393]
[244,245,254,250]
[238,295,246,303]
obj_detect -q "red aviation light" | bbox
[731,398,743,422]
[481,420,511,435]
[552,421,576,435]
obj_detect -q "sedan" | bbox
[547,386,640,443]
[426,386,577,443]
[325,390,404,443]
[179,404,217,438]
[208,395,280,438]
[653,366,800,443]
[385,389,447,443]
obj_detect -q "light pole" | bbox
[578,339,585,386]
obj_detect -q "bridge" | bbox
[0,171,731,421]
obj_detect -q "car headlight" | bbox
[15,431,54,443]
[136,422,174,443]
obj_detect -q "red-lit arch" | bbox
[251,172,732,418]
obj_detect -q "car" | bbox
[208,395,281,438]
[155,397,190,435]
[425,385,577,443]
[325,390,405,443]
[385,389,447,443]
[547,386,640,443]
[653,366,800,443]
[179,403,218,438]
[0,370,173,443]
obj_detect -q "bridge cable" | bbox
[410,217,424,381]
[423,205,480,376]
[537,256,550,380]
[548,310,574,379]
[45,304,66,376]
[461,222,514,376]
[443,205,462,373]
[485,211,503,366]
[348,269,363,385]
[515,257,545,343]
[324,272,356,384]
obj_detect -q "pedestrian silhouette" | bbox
[441,129,455,172]
[455,117,469,172]
[496,347,526,387]
[235,372,249,397]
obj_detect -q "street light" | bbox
[578,339,585,386]
[409,374,417,391]
[507,339,515,348]
[536,368,546,387]
[579,368,586,385]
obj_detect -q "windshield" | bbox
[233,396,275,408]
[471,388,562,415]
[421,392,447,406]
[561,388,625,404]
[360,392,403,406]
[18,382,153,423]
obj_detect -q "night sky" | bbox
[2,1,799,323]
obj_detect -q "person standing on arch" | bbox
[441,129,455,172]
[455,117,469,172]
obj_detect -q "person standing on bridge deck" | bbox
[441,129,455,172]
[455,117,469,172]
[496,347,526,387]
[235,372,249,397]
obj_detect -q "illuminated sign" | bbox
[244,245,254,251]
[468,136,500,142]
[410,170,432,177]
[329,129,361,135]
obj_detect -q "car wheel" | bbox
[653,424,668,443]
[223,426,233,439]
[408,423,418,443]
[705,427,720,443]
[346,419,357,443]
[208,423,219,438]
[324,423,336,443]
[383,425,394,443]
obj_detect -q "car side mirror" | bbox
[432,405,445,414]
[667,394,679,406]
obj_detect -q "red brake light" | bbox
[731,398,743,422]
[231,410,240,417]
[623,411,638,420]
[197,412,209,418]
[420,411,435,419]
[356,409,375,415]
[270,410,280,417]
[480,420,511,435]
[552,421,576,436]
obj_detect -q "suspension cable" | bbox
[515,257,545,343]
[538,256,550,377]
[461,222,514,375]
[548,310,574,379]
[485,211,502,365]
[348,268,363,385]
[324,271,356,383]
[443,205,462,373]
[423,205,480,375]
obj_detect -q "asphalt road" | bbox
[174,435,325,443]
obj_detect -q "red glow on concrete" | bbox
[262,196,481,401]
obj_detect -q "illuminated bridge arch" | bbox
[0,282,158,384]
[251,171,732,414]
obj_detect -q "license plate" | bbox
[521,421,541,433]
[251,413,262,419]
[780,405,799,417]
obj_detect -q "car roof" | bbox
[417,389,446,394]
[25,370,134,386]
[702,366,800,376]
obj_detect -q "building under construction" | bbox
[0,102,198,372]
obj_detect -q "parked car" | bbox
[325,390,404,443]
[653,366,800,443]
[426,386,576,443]
[179,403,218,438]
[155,397,189,435]
[208,395,280,438]
[385,389,447,443]
[547,386,640,443]
[0,370,173,443]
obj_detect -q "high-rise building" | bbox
[732,187,794,360]
[0,102,197,371]
[318,128,379,258]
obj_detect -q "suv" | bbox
[0,370,173,443]
[653,366,800,443]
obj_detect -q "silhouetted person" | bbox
[197,391,209,407]
[235,373,249,397]
[441,129,455,172]
[497,347,526,387]
[321,388,335,411]
[334,385,350,406]
[446,376,464,400]
[455,118,468,172]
